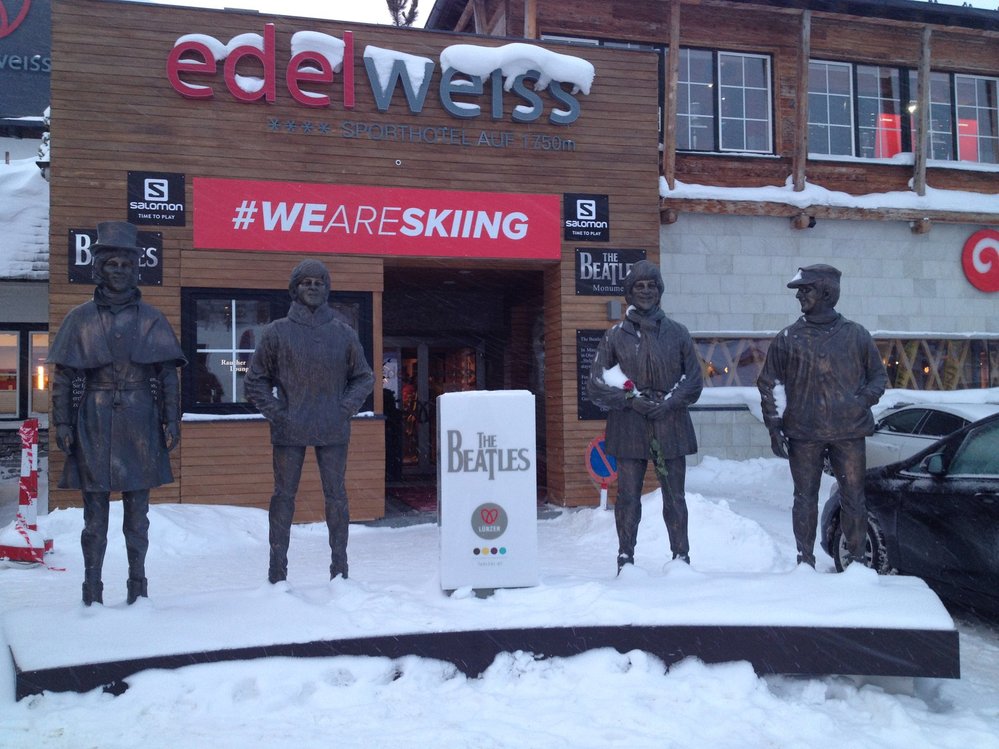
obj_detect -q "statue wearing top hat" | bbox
[49,221,186,606]
[757,264,887,569]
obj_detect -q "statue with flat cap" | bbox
[49,221,186,606]
[757,264,887,569]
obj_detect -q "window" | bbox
[694,337,997,391]
[955,74,999,164]
[677,49,772,153]
[0,327,48,421]
[181,289,373,415]
[948,420,999,476]
[810,61,999,165]
[856,65,904,158]
[0,332,17,418]
[808,61,854,156]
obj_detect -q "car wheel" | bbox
[831,515,892,574]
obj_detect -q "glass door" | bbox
[384,337,484,478]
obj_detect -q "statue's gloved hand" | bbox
[769,427,789,459]
[628,395,659,417]
[56,424,74,453]
[163,421,181,452]
[645,398,674,421]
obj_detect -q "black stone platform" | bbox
[12,623,960,699]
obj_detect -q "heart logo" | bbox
[481,508,499,524]
[0,1,32,41]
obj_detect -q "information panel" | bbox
[438,391,539,591]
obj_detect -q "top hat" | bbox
[92,221,142,256]
[787,263,841,289]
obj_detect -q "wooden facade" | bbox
[48,0,663,520]
[428,0,999,228]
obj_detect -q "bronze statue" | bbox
[245,260,374,584]
[49,221,186,606]
[757,264,887,568]
[587,260,704,573]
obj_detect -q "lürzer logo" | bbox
[471,503,508,540]
[0,1,31,40]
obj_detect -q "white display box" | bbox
[438,390,539,591]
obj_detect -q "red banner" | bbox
[194,178,561,260]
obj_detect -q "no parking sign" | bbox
[585,435,617,509]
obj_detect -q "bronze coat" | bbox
[244,301,375,446]
[49,298,186,492]
[588,315,703,459]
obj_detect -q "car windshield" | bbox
[949,420,999,476]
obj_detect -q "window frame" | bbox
[675,47,774,155]
[0,324,48,422]
[809,60,999,165]
[180,288,374,416]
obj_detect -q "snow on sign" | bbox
[438,390,539,591]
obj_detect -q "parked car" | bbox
[866,402,999,468]
[820,412,999,618]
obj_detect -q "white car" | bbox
[866,402,999,468]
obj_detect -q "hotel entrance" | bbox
[382,265,546,512]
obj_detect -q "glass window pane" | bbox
[745,119,769,151]
[29,332,48,417]
[719,55,743,86]
[721,119,745,150]
[196,299,233,350]
[809,123,830,154]
[0,332,17,417]
[234,299,272,354]
[720,89,744,118]
[829,95,852,126]
[830,125,854,155]
[744,57,767,89]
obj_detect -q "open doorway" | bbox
[382,265,546,513]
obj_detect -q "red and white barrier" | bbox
[0,419,54,564]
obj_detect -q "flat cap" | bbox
[787,263,841,288]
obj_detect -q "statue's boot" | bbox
[82,579,103,606]
[126,576,148,605]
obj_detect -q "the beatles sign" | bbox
[67,228,163,285]
[438,390,539,591]
[575,248,646,296]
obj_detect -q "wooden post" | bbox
[663,0,681,191]
[792,10,811,192]
[913,27,932,197]
[524,0,537,39]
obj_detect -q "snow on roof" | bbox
[0,156,49,281]
[661,174,999,214]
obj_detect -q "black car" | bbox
[820,412,999,618]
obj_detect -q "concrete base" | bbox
[12,623,959,699]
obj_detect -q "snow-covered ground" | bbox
[2,456,998,749]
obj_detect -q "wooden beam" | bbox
[472,0,487,34]
[913,27,932,197]
[792,10,811,192]
[524,0,537,39]
[662,0,681,191]
[455,1,475,33]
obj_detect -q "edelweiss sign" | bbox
[166,25,595,125]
